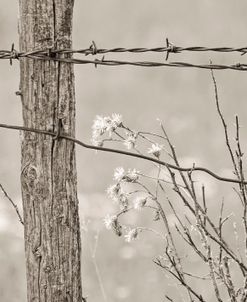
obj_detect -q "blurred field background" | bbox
[1,1,247,301]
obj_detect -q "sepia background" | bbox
[0,1,247,301]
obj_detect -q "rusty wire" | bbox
[0,41,247,71]
[0,122,246,186]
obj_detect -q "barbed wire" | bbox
[26,57,247,71]
[0,41,247,71]
[0,122,246,186]
[2,40,247,57]
[3,52,247,71]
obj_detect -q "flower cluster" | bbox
[91,113,122,146]
[133,196,147,210]
[106,167,140,210]
[114,167,139,183]
[106,183,121,201]
[124,228,140,242]
[113,167,125,182]
[95,116,165,244]
[103,214,122,236]
[103,217,141,242]
[106,183,129,210]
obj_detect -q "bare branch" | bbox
[210,68,239,178]
[0,183,24,225]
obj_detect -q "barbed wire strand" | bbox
[21,55,247,71]
[0,42,247,71]
[0,122,245,186]
[2,40,247,57]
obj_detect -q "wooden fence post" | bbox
[18,1,83,301]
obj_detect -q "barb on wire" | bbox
[0,183,24,225]
[165,38,180,60]
[9,43,19,65]
[0,122,245,186]
[3,40,247,57]
[61,39,247,55]
[7,53,247,71]
[1,41,247,71]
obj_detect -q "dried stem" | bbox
[0,183,24,225]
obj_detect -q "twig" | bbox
[235,115,247,257]
[0,183,24,225]
[159,121,195,199]
[194,204,223,302]
[165,295,175,302]
[202,185,207,227]
[88,230,108,302]
[210,68,239,178]
[218,199,224,264]
[223,256,237,302]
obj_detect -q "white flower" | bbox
[118,193,129,210]
[103,214,118,230]
[106,183,129,209]
[92,115,108,139]
[110,113,122,130]
[114,167,125,182]
[113,167,139,183]
[126,168,139,182]
[92,113,122,140]
[103,214,122,236]
[123,132,137,150]
[106,113,123,136]
[106,183,121,201]
[125,228,140,242]
[147,144,163,158]
[133,197,147,210]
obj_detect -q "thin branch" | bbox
[137,226,166,240]
[218,199,224,264]
[210,68,239,179]
[223,256,237,302]
[202,185,207,227]
[0,183,24,225]
[240,277,247,302]
[159,121,195,198]
[235,115,247,258]
[116,205,158,219]
[88,230,108,302]
[164,248,205,302]
[165,295,176,302]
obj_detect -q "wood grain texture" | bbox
[18,1,82,301]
